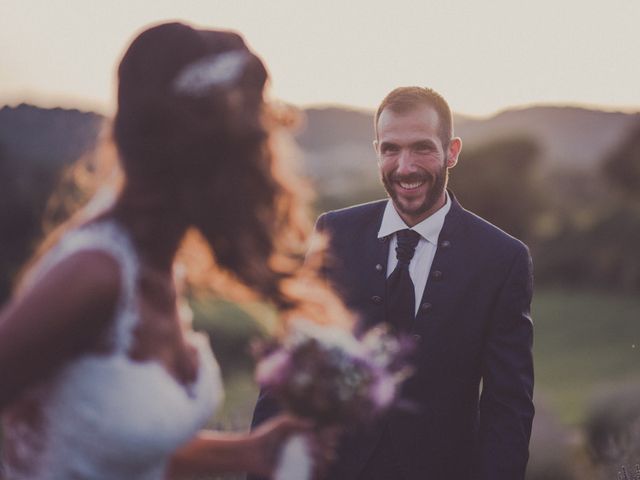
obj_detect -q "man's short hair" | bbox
[375,87,453,147]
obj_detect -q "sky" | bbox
[1,0,639,117]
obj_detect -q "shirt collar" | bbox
[377,192,451,245]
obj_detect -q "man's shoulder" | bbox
[457,205,530,258]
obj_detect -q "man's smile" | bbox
[398,180,426,190]
[391,173,431,194]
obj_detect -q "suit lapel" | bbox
[359,202,390,330]
[416,191,466,314]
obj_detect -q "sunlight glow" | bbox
[1,0,638,116]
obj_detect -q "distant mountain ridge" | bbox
[297,105,640,172]
[1,102,638,183]
[456,105,640,170]
[0,103,103,169]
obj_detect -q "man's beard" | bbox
[381,163,448,220]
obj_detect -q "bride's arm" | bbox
[168,415,311,478]
[0,251,120,409]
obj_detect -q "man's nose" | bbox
[396,149,416,175]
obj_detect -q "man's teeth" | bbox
[399,180,425,190]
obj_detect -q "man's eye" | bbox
[382,145,399,154]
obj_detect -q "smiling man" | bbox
[251,87,534,480]
[375,90,460,227]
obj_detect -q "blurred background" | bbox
[1,1,639,479]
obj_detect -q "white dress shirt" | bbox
[377,193,451,315]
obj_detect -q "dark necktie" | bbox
[386,229,421,331]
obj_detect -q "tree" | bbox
[448,136,545,243]
[0,145,62,302]
[603,121,640,202]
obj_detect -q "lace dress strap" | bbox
[25,220,140,354]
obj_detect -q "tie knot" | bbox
[395,229,421,266]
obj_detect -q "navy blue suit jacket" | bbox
[251,193,534,480]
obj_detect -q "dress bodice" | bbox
[1,221,224,480]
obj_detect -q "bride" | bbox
[0,22,345,479]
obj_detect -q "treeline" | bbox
[0,104,103,302]
[447,125,640,292]
[1,105,640,304]
[0,145,63,300]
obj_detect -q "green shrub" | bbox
[191,298,268,378]
[584,383,640,478]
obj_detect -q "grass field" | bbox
[532,288,640,425]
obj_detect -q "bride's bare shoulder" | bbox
[0,249,124,408]
[30,249,122,308]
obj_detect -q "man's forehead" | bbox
[377,104,441,137]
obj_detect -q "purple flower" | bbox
[255,320,414,426]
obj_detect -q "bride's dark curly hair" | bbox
[111,22,347,325]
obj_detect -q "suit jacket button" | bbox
[421,302,432,312]
[375,263,383,272]
[371,295,383,305]
[411,333,422,342]
[440,240,451,248]
[431,270,443,280]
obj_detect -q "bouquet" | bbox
[255,319,413,480]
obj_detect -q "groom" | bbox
[251,87,534,479]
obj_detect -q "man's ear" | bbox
[447,137,462,168]
[373,139,379,155]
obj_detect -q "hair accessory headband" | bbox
[173,50,249,96]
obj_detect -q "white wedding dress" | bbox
[1,221,224,480]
